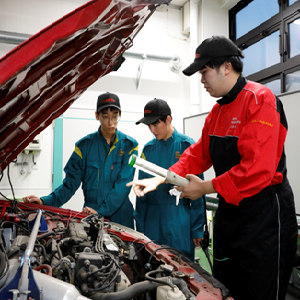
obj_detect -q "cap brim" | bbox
[136,115,160,125]
[97,104,121,113]
[182,58,211,76]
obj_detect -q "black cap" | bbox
[136,99,171,125]
[183,36,242,76]
[96,92,121,113]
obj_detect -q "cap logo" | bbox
[103,98,115,103]
[144,110,152,114]
[195,53,200,58]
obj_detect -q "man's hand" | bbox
[83,206,97,215]
[126,177,165,197]
[175,175,216,200]
[23,195,43,205]
[193,237,203,247]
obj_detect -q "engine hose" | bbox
[145,270,175,289]
[34,243,48,261]
[37,231,56,241]
[88,277,194,300]
[0,250,6,277]
[173,278,195,299]
[34,264,53,276]
[0,244,9,280]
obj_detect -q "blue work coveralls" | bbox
[133,128,205,260]
[42,128,138,228]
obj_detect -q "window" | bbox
[263,78,281,95]
[243,30,280,77]
[236,0,278,39]
[289,17,300,58]
[285,69,300,92]
[230,0,300,95]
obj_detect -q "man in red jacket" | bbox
[127,36,297,300]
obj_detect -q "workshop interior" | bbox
[0,0,300,300]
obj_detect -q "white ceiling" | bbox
[169,0,189,7]
[169,0,239,10]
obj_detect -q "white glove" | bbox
[169,188,182,206]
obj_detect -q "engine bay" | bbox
[0,200,231,300]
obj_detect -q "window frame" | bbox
[229,0,300,93]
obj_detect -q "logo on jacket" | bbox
[230,117,241,129]
[175,151,181,159]
[118,149,125,156]
[252,119,273,127]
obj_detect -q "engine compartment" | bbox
[0,200,232,300]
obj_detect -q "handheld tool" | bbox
[128,154,189,186]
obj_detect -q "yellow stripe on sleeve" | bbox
[74,146,83,159]
[129,145,139,155]
[141,152,146,160]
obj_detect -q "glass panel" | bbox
[263,79,281,95]
[236,0,279,39]
[285,70,300,92]
[242,31,280,77]
[289,17,300,58]
[289,0,297,5]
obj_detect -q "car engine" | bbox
[0,201,227,300]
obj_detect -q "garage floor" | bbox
[195,248,300,300]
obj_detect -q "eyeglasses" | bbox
[99,115,120,124]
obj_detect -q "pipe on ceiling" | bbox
[0,30,182,73]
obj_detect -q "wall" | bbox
[279,91,300,213]
[199,0,229,113]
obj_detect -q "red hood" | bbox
[0,0,170,172]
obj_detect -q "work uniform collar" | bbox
[157,127,177,146]
[217,75,247,106]
[98,126,117,147]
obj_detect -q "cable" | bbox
[199,196,214,275]
[0,192,12,201]
[7,164,16,201]
[88,259,114,276]
[131,238,144,246]
[32,151,36,165]
[66,211,82,227]
[0,243,9,280]
[206,248,229,262]
[0,221,31,235]
[89,253,121,292]
[132,240,158,260]
[148,246,187,265]
[0,160,7,183]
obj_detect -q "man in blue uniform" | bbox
[134,98,205,260]
[23,92,138,228]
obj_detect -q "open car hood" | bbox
[0,0,170,172]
